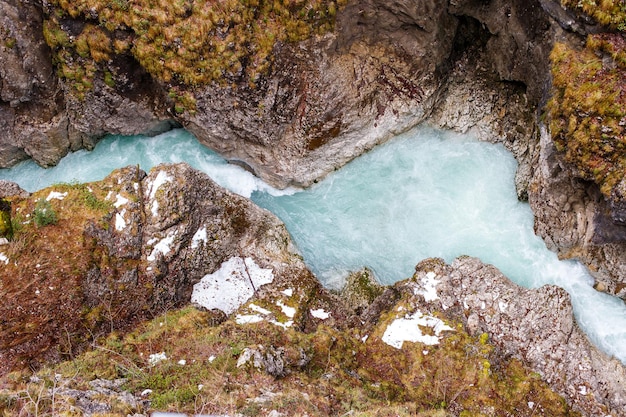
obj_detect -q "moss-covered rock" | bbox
[548,34,626,197]
[0,198,12,239]
[43,0,347,101]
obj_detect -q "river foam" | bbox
[1,127,625,363]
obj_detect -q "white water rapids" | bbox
[1,127,625,363]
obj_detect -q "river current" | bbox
[1,127,625,363]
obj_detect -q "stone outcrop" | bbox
[529,126,626,298]
[408,257,626,416]
[0,163,312,375]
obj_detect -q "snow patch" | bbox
[191,257,274,315]
[115,209,127,231]
[276,300,296,318]
[270,319,293,329]
[147,232,177,262]
[414,271,440,302]
[147,170,172,217]
[382,311,454,349]
[310,308,330,320]
[114,194,129,208]
[281,288,293,297]
[46,191,67,201]
[191,227,207,249]
[236,314,264,325]
[249,303,272,315]
[0,253,8,265]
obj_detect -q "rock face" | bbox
[409,257,626,416]
[0,163,311,375]
[530,126,626,299]
[3,0,625,293]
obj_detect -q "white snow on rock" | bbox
[191,256,274,315]
[147,232,177,262]
[147,170,172,217]
[270,319,293,329]
[414,271,441,302]
[191,226,207,249]
[276,300,296,318]
[46,191,67,201]
[236,314,265,325]
[281,288,293,297]
[0,253,8,265]
[310,308,330,320]
[115,209,127,231]
[114,194,129,208]
[382,311,454,349]
[249,303,272,315]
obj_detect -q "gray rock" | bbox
[409,256,626,417]
[529,125,626,299]
[0,180,29,198]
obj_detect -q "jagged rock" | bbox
[53,378,149,416]
[407,256,626,417]
[236,346,290,378]
[0,0,71,168]
[529,126,626,299]
[0,180,30,198]
[0,163,311,375]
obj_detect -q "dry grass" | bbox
[0,181,147,377]
[561,0,626,31]
[0,303,581,416]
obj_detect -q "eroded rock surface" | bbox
[0,163,311,375]
[407,257,626,416]
[530,126,626,299]
[2,0,625,292]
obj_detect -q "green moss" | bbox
[4,37,16,49]
[0,198,13,239]
[43,0,347,100]
[561,0,626,31]
[33,198,58,227]
[548,37,626,196]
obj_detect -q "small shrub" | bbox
[33,198,57,227]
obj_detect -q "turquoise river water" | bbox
[1,127,625,364]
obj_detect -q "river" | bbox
[1,126,625,364]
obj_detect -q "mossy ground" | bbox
[1,303,580,416]
[0,179,152,377]
[43,0,346,107]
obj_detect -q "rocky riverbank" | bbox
[1,0,626,415]
[1,0,624,296]
[0,164,624,416]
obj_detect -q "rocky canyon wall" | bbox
[0,0,625,295]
